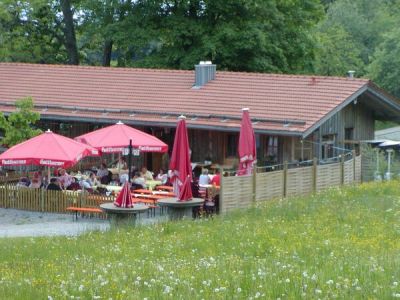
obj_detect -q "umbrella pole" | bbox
[128,139,133,182]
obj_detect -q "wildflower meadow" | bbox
[0,181,399,299]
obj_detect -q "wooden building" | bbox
[1,63,399,171]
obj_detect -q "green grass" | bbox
[1,181,399,299]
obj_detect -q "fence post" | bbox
[352,150,356,182]
[313,157,318,193]
[340,155,345,185]
[40,188,45,212]
[219,167,224,214]
[252,166,257,202]
[283,161,288,197]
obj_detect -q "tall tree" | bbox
[314,25,364,76]
[368,28,400,98]
[60,0,79,64]
[125,0,323,73]
[0,0,66,63]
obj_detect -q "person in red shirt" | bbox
[210,170,221,186]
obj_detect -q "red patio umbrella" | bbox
[178,175,193,201]
[75,121,168,154]
[113,182,133,208]
[169,116,192,197]
[238,108,256,176]
[0,130,99,168]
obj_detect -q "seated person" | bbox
[191,180,201,198]
[141,167,154,181]
[80,172,99,189]
[58,168,73,190]
[210,170,221,186]
[115,157,127,172]
[132,172,146,189]
[198,169,211,185]
[29,172,42,189]
[67,177,81,191]
[156,169,168,185]
[16,177,30,188]
[47,177,62,191]
[96,162,109,179]
[119,173,129,185]
[109,174,120,186]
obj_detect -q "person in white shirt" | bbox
[199,168,210,185]
[58,168,73,190]
[156,169,168,184]
[141,167,154,181]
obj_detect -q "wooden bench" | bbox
[132,198,159,217]
[66,206,104,220]
[155,185,173,192]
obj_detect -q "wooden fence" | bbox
[220,154,362,214]
[0,184,113,214]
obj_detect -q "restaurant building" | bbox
[0,63,399,171]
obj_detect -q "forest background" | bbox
[0,0,399,128]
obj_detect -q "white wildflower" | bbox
[311,274,317,281]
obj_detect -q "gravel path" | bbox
[0,208,110,238]
[0,208,166,238]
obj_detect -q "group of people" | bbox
[14,157,222,195]
[198,169,221,186]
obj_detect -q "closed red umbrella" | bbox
[178,175,193,201]
[169,116,192,197]
[113,182,133,208]
[238,108,256,176]
[0,130,99,168]
[75,121,168,154]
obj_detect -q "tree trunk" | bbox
[102,40,113,67]
[60,0,79,65]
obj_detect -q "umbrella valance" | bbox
[0,130,99,168]
[75,121,168,154]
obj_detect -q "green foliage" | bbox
[314,25,364,76]
[0,97,42,147]
[0,182,399,298]
[375,120,399,131]
[128,0,324,73]
[0,0,67,64]
[368,27,400,98]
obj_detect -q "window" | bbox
[344,128,354,150]
[321,134,335,159]
[265,136,279,163]
[226,134,238,157]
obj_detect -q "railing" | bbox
[0,184,114,214]
[220,152,361,214]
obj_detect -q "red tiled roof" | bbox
[0,63,371,135]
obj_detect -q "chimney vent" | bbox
[347,70,355,79]
[195,61,216,87]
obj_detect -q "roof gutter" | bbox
[37,114,304,137]
[0,101,306,126]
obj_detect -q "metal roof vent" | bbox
[347,70,355,79]
[194,61,216,88]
